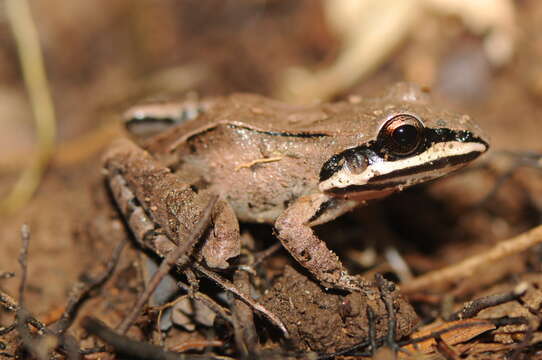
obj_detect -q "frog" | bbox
[103,83,488,291]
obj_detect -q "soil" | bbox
[2,0,542,359]
[261,266,418,353]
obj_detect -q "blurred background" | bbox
[1,0,541,327]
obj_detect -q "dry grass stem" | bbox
[2,0,57,214]
[403,225,542,293]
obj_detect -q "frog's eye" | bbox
[379,114,424,156]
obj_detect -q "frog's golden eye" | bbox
[379,114,424,156]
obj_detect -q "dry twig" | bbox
[49,239,127,335]
[251,242,282,266]
[18,224,31,306]
[116,196,218,334]
[231,269,258,358]
[193,262,289,338]
[175,280,233,325]
[449,282,528,321]
[376,274,399,351]
[2,0,56,213]
[15,225,62,360]
[83,317,232,360]
[403,224,542,293]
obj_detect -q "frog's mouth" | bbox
[327,149,481,197]
[319,130,488,199]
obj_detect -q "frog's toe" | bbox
[334,273,371,292]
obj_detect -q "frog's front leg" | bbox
[103,138,240,269]
[274,193,361,291]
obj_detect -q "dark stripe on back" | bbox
[228,124,329,138]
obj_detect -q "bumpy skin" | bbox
[104,139,240,269]
[103,83,487,290]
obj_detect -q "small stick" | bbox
[49,239,126,335]
[376,274,399,352]
[251,242,282,266]
[366,306,377,354]
[16,309,55,360]
[398,320,497,347]
[492,316,529,327]
[117,196,218,334]
[231,269,258,358]
[169,340,224,353]
[15,226,60,360]
[325,318,507,359]
[193,262,289,338]
[176,280,233,325]
[317,339,372,360]
[18,224,31,306]
[403,224,542,294]
[83,317,231,360]
[449,282,528,321]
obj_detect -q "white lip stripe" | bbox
[320,141,487,191]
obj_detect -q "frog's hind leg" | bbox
[103,138,240,269]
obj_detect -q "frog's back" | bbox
[161,122,342,222]
[142,93,380,153]
[142,94,367,223]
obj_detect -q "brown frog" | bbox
[103,83,488,291]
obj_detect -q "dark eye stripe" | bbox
[325,153,481,195]
[366,151,483,183]
[319,128,487,182]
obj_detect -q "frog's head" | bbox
[318,83,489,200]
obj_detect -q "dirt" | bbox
[2,0,542,359]
[261,265,418,353]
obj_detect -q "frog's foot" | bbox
[274,193,363,292]
[335,272,368,292]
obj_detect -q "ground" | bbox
[2,0,542,359]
